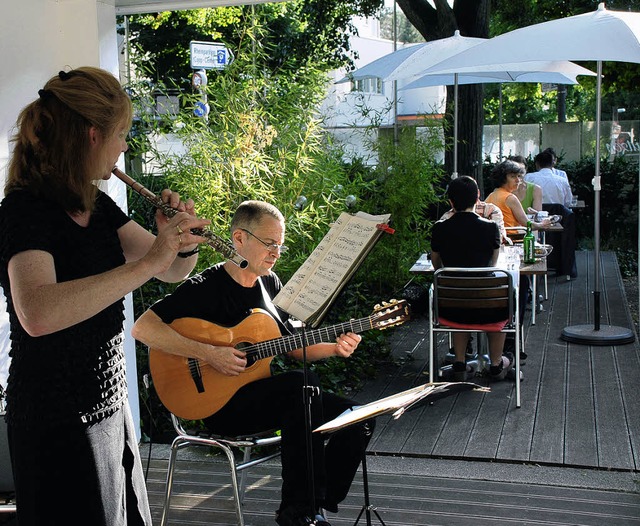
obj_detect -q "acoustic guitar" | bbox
[149,299,411,420]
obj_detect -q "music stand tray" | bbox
[314,382,489,526]
[315,381,488,434]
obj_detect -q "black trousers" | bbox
[203,369,374,513]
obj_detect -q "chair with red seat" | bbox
[428,267,522,408]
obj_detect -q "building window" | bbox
[352,77,383,94]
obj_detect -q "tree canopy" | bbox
[123,0,387,87]
[123,0,640,175]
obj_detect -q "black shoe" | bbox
[489,353,514,381]
[504,339,526,366]
[452,361,468,382]
[314,509,331,526]
[276,505,331,526]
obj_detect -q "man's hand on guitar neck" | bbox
[289,331,362,362]
[333,332,362,359]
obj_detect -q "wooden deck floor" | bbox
[140,453,640,526]
[5,250,638,525]
[362,250,640,471]
[134,250,640,526]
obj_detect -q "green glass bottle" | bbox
[523,220,535,264]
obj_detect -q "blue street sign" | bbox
[194,101,209,118]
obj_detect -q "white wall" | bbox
[0,0,141,439]
[323,35,446,130]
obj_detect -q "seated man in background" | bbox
[525,150,574,207]
[431,176,514,382]
[543,147,568,180]
[526,151,578,279]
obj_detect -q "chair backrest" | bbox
[432,267,515,326]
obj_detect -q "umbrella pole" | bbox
[452,73,458,178]
[561,61,634,345]
[499,84,503,160]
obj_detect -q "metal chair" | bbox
[505,226,526,244]
[160,413,281,526]
[428,267,522,408]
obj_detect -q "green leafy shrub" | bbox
[126,17,444,441]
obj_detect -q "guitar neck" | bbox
[247,317,373,361]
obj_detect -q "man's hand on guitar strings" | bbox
[204,345,247,376]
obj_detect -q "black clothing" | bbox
[8,405,148,526]
[431,212,501,268]
[0,189,130,428]
[542,203,578,278]
[151,263,373,513]
[431,212,506,323]
[151,262,291,333]
[0,189,151,525]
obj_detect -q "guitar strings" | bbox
[243,317,375,359]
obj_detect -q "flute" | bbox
[112,168,248,268]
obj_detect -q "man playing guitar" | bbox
[132,200,374,526]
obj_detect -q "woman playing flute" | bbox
[0,66,210,526]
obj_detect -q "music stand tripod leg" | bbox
[353,451,386,526]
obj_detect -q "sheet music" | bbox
[273,211,391,324]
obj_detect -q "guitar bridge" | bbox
[188,358,205,393]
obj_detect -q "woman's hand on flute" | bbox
[159,189,196,214]
[156,190,208,256]
[139,195,209,276]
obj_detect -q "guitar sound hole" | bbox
[236,341,257,367]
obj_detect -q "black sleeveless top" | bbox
[0,189,131,429]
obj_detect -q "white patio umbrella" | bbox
[338,30,485,84]
[337,31,487,175]
[399,61,596,166]
[417,2,640,345]
[340,32,595,175]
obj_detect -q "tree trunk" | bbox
[445,83,485,182]
[557,84,567,123]
[395,0,490,185]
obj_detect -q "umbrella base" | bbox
[561,324,635,345]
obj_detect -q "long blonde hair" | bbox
[6,67,133,212]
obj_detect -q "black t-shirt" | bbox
[430,211,504,323]
[431,211,500,267]
[0,189,131,428]
[151,263,292,334]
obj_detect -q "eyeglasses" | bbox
[240,228,288,254]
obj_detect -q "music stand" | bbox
[271,212,394,524]
[315,382,488,526]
